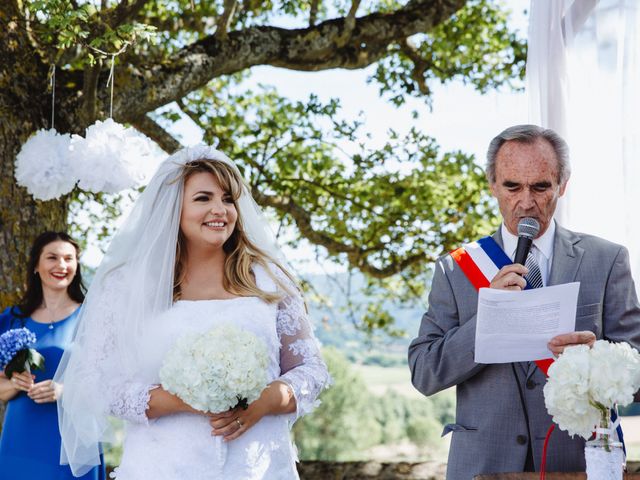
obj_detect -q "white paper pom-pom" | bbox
[69,119,162,194]
[15,129,76,201]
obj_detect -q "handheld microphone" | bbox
[514,217,540,265]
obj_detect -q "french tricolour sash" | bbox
[450,235,553,375]
[451,236,626,461]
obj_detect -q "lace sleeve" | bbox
[272,269,331,424]
[80,269,153,425]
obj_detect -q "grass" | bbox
[354,363,424,398]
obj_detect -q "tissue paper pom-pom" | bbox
[15,129,76,200]
[69,119,163,194]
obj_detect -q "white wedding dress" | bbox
[100,265,329,480]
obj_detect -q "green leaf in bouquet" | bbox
[28,348,46,373]
[4,349,30,379]
[235,396,249,410]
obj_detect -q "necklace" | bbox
[40,300,75,330]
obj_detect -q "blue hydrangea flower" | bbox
[0,328,37,369]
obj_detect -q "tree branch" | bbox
[108,0,148,28]
[215,0,238,40]
[253,190,356,254]
[309,0,319,27]
[108,0,466,121]
[335,0,361,48]
[400,38,431,96]
[81,63,101,126]
[175,99,203,128]
[130,115,182,153]
[253,190,428,278]
[1,1,40,56]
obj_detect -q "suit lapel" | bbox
[548,225,584,286]
[527,224,584,380]
[492,229,504,250]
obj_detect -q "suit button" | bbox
[526,379,536,390]
[517,435,528,445]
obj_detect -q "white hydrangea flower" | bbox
[159,325,269,413]
[544,345,600,439]
[544,340,640,439]
[68,119,163,194]
[15,128,76,200]
[589,340,640,407]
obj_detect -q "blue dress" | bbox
[0,306,106,480]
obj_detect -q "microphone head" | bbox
[517,217,540,239]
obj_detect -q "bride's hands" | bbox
[209,381,296,442]
[209,403,264,442]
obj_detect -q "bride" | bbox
[55,146,330,479]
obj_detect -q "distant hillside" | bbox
[302,270,431,365]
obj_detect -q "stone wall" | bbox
[105,461,640,479]
[297,460,447,479]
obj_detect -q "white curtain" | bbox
[527,0,640,281]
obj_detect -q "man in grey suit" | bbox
[408,124,640,479]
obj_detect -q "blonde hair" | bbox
[173,159,296,303]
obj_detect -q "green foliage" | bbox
[293,347,383,460]
[293,348,454,460]
[24,0,517,331]
[172,77,500,332]
[23,0,156,64]
[372,0,526,106]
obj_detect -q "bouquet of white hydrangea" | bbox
[544,340,640,439]
[159,325,269,413]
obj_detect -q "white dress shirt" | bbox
[501,220,556,286]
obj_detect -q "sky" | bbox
[83,0,531,268]
[171,0,530,162]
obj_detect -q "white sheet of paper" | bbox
[474,282,580,363]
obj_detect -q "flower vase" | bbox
[585,409,623,480]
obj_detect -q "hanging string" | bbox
[49,64,56,129]
[88,45,126,119]
[105,55,116,118]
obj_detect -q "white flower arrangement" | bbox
[68,119,160,193]
[15,129,77,200]
[544,340,640,439]
[159,325,269,413]
[15,120,165,200]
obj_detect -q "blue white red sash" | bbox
[449,235,552,374]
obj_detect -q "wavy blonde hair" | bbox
[173,159,295,303]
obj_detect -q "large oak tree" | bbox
[0,0,525,325]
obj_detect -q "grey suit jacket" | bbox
[408,225,640,480]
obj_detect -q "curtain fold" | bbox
[526,0,640,281]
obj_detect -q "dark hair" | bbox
[12,231,86,321]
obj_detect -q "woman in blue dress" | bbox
[0,231,105,479]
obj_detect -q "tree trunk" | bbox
[0,99,67,428]
[0,117,68,308]
[1,4,69,306]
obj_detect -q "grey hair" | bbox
[486,124,571,184]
